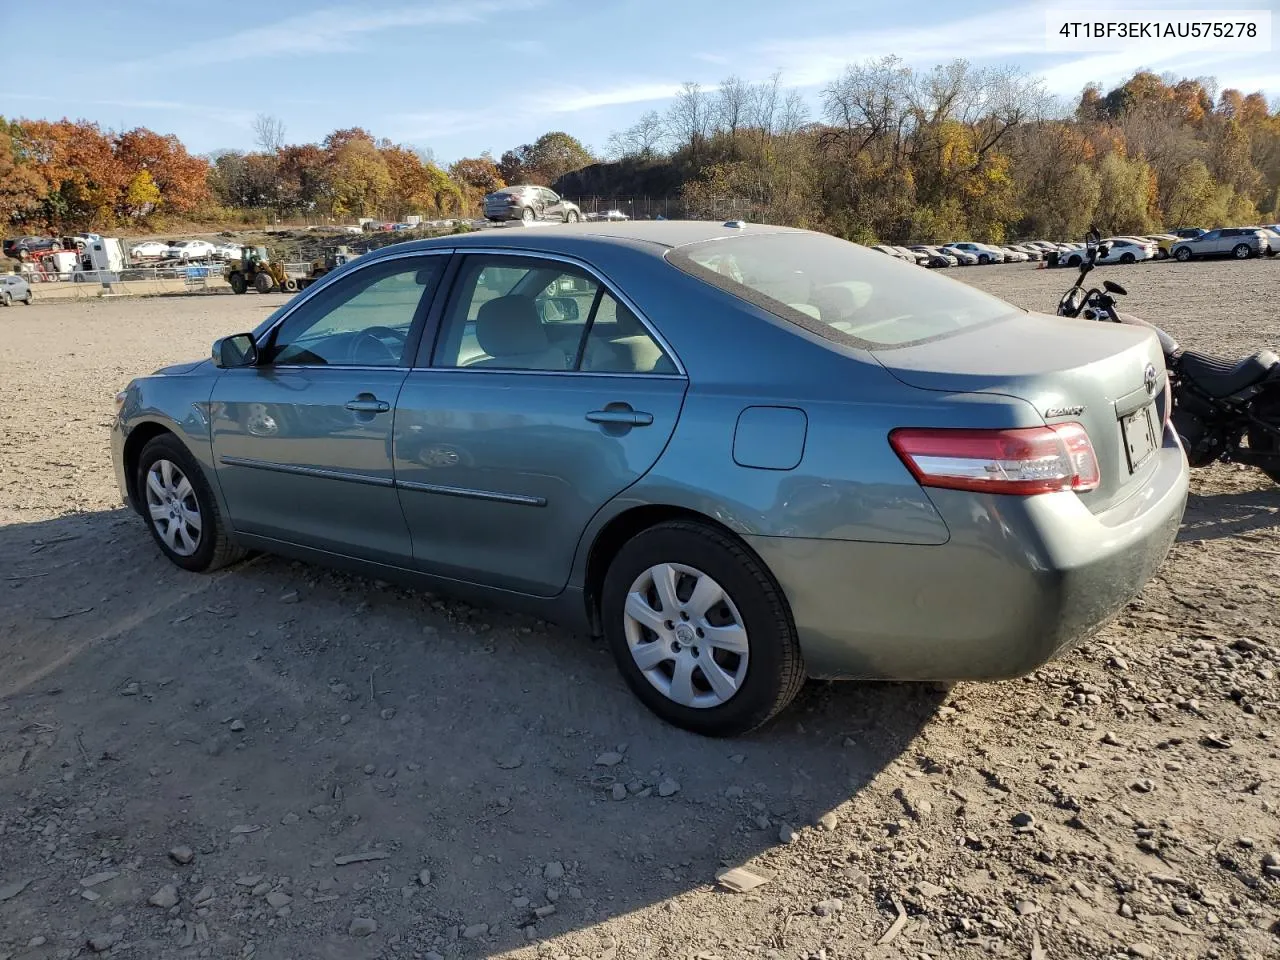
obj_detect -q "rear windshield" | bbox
[666,231,1020,348]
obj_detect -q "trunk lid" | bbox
[871,311,1169,513]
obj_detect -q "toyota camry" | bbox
[112,221,1189,736]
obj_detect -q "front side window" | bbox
[265,256,443,367]
[430,255,675,374]
[668,231,1020,349]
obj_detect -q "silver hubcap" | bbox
[623,563,749,709]
[145,459,202,557]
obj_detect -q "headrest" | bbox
[475,294,547,357]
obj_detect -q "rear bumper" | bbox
[748,426,1188,681]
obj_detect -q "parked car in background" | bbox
[1,273,33,306]
[1171,227,1271,261]
[167,240,217,261]
[944,242,1005,264]
[110,220,1189,736]
[891,245,930,265]
[908,245,959,267]
[1142,234,1179,259]
[483,186,583,224]
[130,241,171,259]
[587,209,631,222]
[997,246,1029,263]
[1096,237,1157,264]
[3,236,61,259]
[870,244,912,262]
[1172,227,1206,239]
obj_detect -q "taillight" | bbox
[889,423,1100,495]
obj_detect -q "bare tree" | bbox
[252,114,286,154]
[715,75,751,144]
[666,82,712,155]
[606,110,668,160]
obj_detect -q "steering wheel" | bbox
[350,326,407,364]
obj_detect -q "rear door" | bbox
[393,250,688,596]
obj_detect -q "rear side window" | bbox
[667,232,1020,348]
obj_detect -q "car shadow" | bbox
[0,508,944,957]
[1178,486,1280,543]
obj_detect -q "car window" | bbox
[580,293,676,374]
[668,231,1020,349]
[1200,230,1220,240]
[432,256,600,370]
[265,257,442,367]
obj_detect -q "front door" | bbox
[393,252,687,596]
[210,253,448,566]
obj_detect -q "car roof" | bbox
[363,220,810,259]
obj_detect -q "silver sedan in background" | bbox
[112,222,1188,736]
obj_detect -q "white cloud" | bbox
[118,0,543,70]
[528,82,690,113]
[4,92,254,126]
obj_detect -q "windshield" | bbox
[667,231,1021,348]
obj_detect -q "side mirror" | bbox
[1104,279,1128,296]
[212,333,258,368]
[538,296,580,322]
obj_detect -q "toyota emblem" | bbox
[1143,362,1158,395]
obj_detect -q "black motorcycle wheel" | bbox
[1247,404,1280,484]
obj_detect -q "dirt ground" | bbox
[0,258,1277,960]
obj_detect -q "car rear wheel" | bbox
[1120,252,1136,264]
[1233,243,1253,259]
[22,290,32,305]
[137,434,246,573]
[1156,248,1169,260]
[1174,246,1192,262]
[1,292,10,307]
[565,210,580,223]
[521,207,535,224]
[601,520,805,737]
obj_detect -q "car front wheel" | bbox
[521,207,535,224]
[137,434,246,573]
[0,292,10,307]
[565,210,580,223]
[1174,246,1192,262]
[601,520,805,737]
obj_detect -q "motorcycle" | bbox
[1056,228,1280,484]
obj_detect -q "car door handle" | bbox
[586,407,653,427]
[345,396,390,413]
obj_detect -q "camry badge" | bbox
[1044,405,1085,418]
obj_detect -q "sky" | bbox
[1,0,1276,165]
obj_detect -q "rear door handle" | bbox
[586,407,653,427]
[346,395,390,413]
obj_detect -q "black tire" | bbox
[565,210,580,223]
[978,254,990,264]
[254,271,274,294]
[284,277,298,292]
[229,271,248,294]
[1156,248,1169,260]
[1233,243,1253,260]
[1067,255,1082,267]
[22,290,32,304]
[600,520,805,737]
[1174,246,1192,262]
[1120,252,1136,264]
[521,206,535,224]
[136,433,246,573]
[1,292,10,307]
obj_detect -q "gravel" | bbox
[0,268,1277,959]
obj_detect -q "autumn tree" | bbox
[449,154,505,193]
[327,136,392,217]
[0,117,47,227]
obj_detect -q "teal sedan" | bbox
[112,221,1188,737]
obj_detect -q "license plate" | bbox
[1121,403,1157,473]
